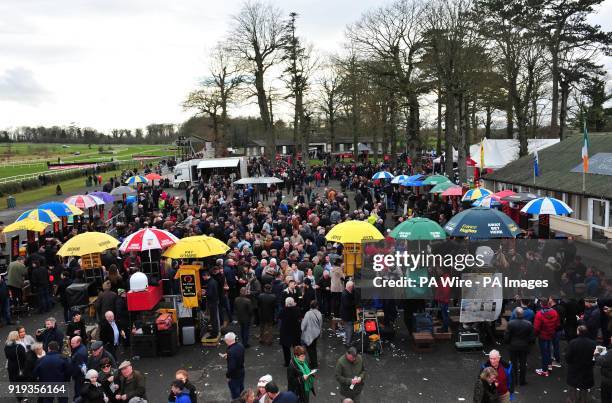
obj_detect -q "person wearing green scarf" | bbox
[287,346,316,403]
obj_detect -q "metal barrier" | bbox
[105,211,125,238]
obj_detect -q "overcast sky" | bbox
[0,0,611,132]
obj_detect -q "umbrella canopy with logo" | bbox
[2,218,49,233]
[325,220,384,244]
[65,195,104,209]
[38,201,83,217]
[444,207,522,239]
[461,187,493,202]
[163,235,230,259]
[125,175,148,186]
[90,191,115,204]
[16,209,60,224]
[520,197,573,215]
[119,228,179,252]
[422,175,451,186]
[390,217,446,241]
[372,171,394,180]
[57,232,119,257]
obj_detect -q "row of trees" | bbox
[184,0,610,181]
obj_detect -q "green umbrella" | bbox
[390,217,447,240]
[429,181,456,194]
[422,175,451,186]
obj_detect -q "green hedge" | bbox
[0,162,126,197]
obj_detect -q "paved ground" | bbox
[1,177,610,402]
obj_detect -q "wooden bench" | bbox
[433,326,452,341]
[412,332,435,352]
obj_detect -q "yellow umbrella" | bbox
[66,204,84,216]
[57,232,119,257]
[2,218,49,233]
[163,235,229,259]
[325,220,384,244]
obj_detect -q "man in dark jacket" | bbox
[258,284,276,346]
[31,261,51,313]
[265,382,299,403]
[70,336,88,396]
[87,340,117,371]
[223,332,245,400]
[340,281,356,347]
[115,360,147,402]
[203,270,220,339]
[534,300,560,376]
[504,307,535,386]
[335,347,365,402]
[566,325,597,402]
[582,298,601,340]
[595,335,612,403]
[35,317,64,352]
[234,287,252,348]
[481,349,513,402]
[33,341,71,403]
[99,311,125,359]
[95,281,119,322]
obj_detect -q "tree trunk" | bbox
[254,66,274,160]
[407,93,420,170]
[506,92,514,139]
[559,80,569,141]
[457,93,467,184]
[550,50,559,129]
[485,106,492,138]
[390,98,398,170]
[436,86,443,156]
[445,90,456,177]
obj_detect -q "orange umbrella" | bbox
[145,173,163,181]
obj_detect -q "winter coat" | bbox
[80,380,106,403]
[480,360,513,396]
[4,342,27,382]
[116,370,147,401]
[566,335,597,389]
[95,290,119,320]
[301,308,322,346]
[287,358,315,403]
[258,292,277,324]
[33,351,71,382]
[340,290,357,322]
[472,378,499,403]
[504,318,535,352]
[335,353,365,399]
[36,326,65,351]
[279,306,301,347]
[583,305,601,340]
[234,296,252,324]
[330,266,344,293]
[534,308,559,340]
[225,342,245,380]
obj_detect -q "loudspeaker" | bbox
[66,282,93,307]
[157,325,179,356]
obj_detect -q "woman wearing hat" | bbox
[67,311,88,343]
[80,369,107,403]
[255,374,272,403]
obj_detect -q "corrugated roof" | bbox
[485,134,612,199]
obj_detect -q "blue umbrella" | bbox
[391,174,410,184]
[125,175,148,186]
[520,197,573,215]
[444,207,522,239]
[372,171,394,180]
[472,195,501,208]
[38,201,74,217]
[400,179,424,187]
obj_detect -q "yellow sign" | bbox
[175,265,201,308]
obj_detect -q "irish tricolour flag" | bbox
[582,120,589,173]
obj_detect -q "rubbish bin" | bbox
[6,195,16,209]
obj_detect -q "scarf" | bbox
[293,356,314,394]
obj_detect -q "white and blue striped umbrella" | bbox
[521,197,573,215]
[472,195,501,208]
[372,171,394,180]
[391,174,410,184]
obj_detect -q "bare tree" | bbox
[318,60,343,166]
[228,1,287,160]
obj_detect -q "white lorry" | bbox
[172,156,248,189]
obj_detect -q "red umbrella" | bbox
[441,186,463,196]
[494,189,516,199]
[466,157,477,166]
[145,173,162,181]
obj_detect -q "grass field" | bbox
[0,143,172,178]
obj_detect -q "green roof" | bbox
[485,134,612,199]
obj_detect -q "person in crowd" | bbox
[264,382,298,403]
[234,287,253,348]
[95,281,119,322]
[97,357,116,403]
[88,340,117,372]
[202,269,220,339]
[480,350,512,403]
[70,336,88,396]
[566,325,597,402]
[504,307,534,386]
[595,335,612,403]
[100,311,125,359]
[258,284,276,346]
[335,347,365,403]
[255,374,273,403]
[169,369,197,403]
[16,326,36,350]
[316,270,331,318]
[548,297,566,368]
[7,256,27,306]
[169,380,192,403]
[114,361,147,402]
[66,310,88,343]
[582,297,601,340]
[340,281,356,347]
[0,273,13,327]
[23,342,45,381]
[237,388,256,403]
[330,261,344,317]
[473,367,499,403]
[509,299,534,323]
[35,317,65,351]
[287,345,316,403]
[56,271,73,323]
[80,369,107,403]
[31,259,52,314]
[534,299,560,377]
[279,297,301,367]
[223,332,245,400]
[301,300,322,369]
[33,341,71,403]
[5,330,27,399]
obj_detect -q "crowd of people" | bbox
[1,155,612,403]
